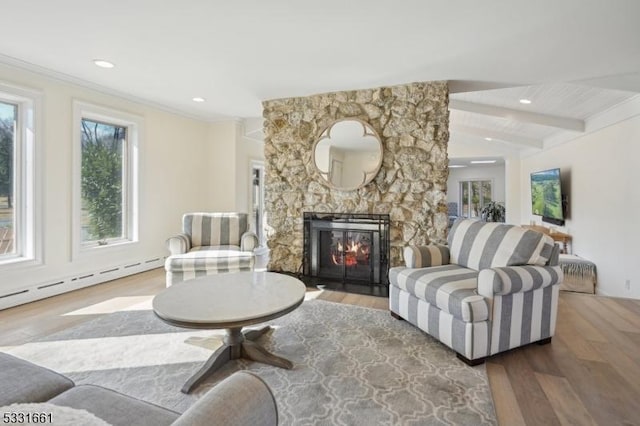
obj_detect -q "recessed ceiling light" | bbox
[470,160,497,164]
[448,165,466,168]
[519,98,532,104]
[192,97,206,103]
[484,137,492,141]
[93,59,115,69]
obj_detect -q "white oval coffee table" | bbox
[153,271,306,393]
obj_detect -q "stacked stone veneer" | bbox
[262,81,449,273]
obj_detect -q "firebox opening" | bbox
[303,212,390,290]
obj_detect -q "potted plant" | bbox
[481,201,506,222]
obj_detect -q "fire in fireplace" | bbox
[303,212,390,287]
[331,234,371,267]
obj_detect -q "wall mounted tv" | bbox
[530,168,566,226]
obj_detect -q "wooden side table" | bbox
[522,225,572,254]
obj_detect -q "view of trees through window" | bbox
[0,101,16,256]
[460,180,492,218]
[81,118,126,245]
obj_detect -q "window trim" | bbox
[0,82,42,268]
[72,101,141,258]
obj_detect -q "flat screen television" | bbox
[530,168,565,226]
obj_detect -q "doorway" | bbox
[250,160,266,246]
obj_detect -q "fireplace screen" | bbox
[304,213,389,285]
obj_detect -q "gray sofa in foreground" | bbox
[0,352,277,426]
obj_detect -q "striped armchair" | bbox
[389,218,562,365]
[164,213,259,286]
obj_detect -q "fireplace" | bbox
[303,212,390,289]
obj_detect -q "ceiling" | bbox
[1,0,639,153]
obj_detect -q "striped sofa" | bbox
[389,219,563,365]
[164,213,259,286]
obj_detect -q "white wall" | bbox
[207,120,265,214]
[207,121,238,211]
[0,62,214,307]
[504,157,522,225]
[520,114,640,298]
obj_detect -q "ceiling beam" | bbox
[450,124,544,149]
[449,99,585,132]
[448,80,524,94]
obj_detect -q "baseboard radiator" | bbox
[0,256,165,310]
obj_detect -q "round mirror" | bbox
[312,118,383,191]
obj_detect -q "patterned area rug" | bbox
[4,299,496,425]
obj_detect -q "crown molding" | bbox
[0,53,236,124]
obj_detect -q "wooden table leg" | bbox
[241,340,293,369]
[243,325,271,341]
[243,325,293,368]
[181,344,231,393]
[182,327,244,393]
[181,325,293,393]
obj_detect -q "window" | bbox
[73,102,140,254]
[0,101,16,257]
[0,83,40,265]
[460,180,492,218]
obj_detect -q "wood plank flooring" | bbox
[1,268,638,425]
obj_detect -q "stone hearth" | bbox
[262,81,449,274]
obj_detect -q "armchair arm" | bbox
[478,265,563,298]
[403,244,450,268]
[241,231,259,251]
[166,233,191,255]
[172,371,277,426]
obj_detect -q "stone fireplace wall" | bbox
[262,81,449,273]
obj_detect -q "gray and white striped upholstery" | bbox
[488,285,559,354]
[390,285,490,360]
[448,219,556,269]
[165,246,255,284]
[403,244,450,268]
[389,265,489,322]
[164,213,258,286]
[183,213,250,248]
[390,219,563,362]
[167,233,191,254]
[478,265,562,296]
